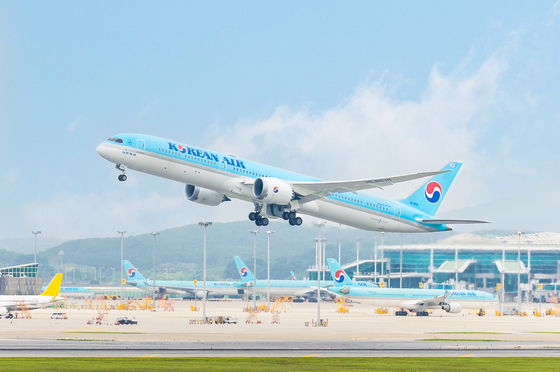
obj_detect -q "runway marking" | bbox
[140,354,161,358]
[301,354,321,358]
[459,354,475,358]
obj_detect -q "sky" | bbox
[0,1,559,240]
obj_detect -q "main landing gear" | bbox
[116,164,127,182]
[416,311,429,317]
[395,309,408,316]
[282,211,303,226]
[248,204,303,227]
[248,212,269,227]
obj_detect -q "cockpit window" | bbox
[107,138,116,141]
[115,138,123,143]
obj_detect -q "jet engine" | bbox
[185,185,229,206]
[253,178,294,204]
[441,302,462,313]
[0,307,7,316]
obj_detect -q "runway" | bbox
[1,340,559,357]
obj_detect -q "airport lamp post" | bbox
[314,222,326,325]
[380,232,385,285]
[32,230,41,264]
[356,238,360,276]
[517,231,524,313]
[400,234,403,289]
[199,222,212,322]
[151,232,160,307]
[110,268,114,285]
[338,241,341,266]
[249,230,259,310]
[99,267,104,285]
[266,231,275,310]
[117,230,126,306]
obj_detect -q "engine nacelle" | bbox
[0,307,7,316]
[185,185,228,206]
[441,302,462,313]
[253,178,294,204]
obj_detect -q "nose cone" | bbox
[96,143,107,157]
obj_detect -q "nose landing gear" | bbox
[116,164,127,182]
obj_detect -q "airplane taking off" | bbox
[0,274,64,319]
[326,258,496,316]
[234,256,333,299]
[97,134,487,232]
[123,260,244,299]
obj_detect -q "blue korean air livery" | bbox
[326,258,496,316]
[233,256,331,299]
[123,260,244,299]
[97,134,487,232]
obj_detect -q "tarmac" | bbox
[1,299,559,357]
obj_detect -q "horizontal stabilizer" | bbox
[416,218,489,225]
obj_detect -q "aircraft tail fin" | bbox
[40,273,63,298]
[123,260,146,283]
[233,256,255,282]
[326,258,354,287]
[290,271,297,280]
[400,162,462,216]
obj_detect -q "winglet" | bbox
[40,273,63,298]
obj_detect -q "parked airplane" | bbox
[0,274,63,319]
[234,256,332,299]
[326,258,496,316]
[123,260,244,299]
[96,134,486,232]
[41,286,94,299]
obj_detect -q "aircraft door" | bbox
[137,139,146,153]
[393,206,401,220]
[219,158,228,172]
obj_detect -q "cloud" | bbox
[0,168,20,191]
[209,52,509,211]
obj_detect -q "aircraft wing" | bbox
[416,292,451,307]
[416,218,489,225]
[291,170,449,198]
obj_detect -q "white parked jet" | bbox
[96,134,486,232]
[0,274,64,319]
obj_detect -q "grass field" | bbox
[0,358,559,371]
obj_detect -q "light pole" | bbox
[517,231,524,313]
[266,231,275,310]
[314,222,326,325]
[151,232,160,306]
[380,232,385,285]
[249,230,259,310]
[165,268,173,279]
[400,234,403,289]
[110,267,114,285]
[32,231,41,264]
[356,238,360,276]
[117,230,126,306]
[338,241,341,265]
[99,267,104,284]
[322,238,326,281]
[199,222,212,322]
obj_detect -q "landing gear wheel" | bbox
[261,217,269,226]
[282,211,290,220]
[295,217,303,226]
[289,211,297,220]
[118,174,127,182]
[289,218,296,226]
[255,219,263,226]
[248,212,257,221]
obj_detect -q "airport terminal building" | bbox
[308,231,560,303]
